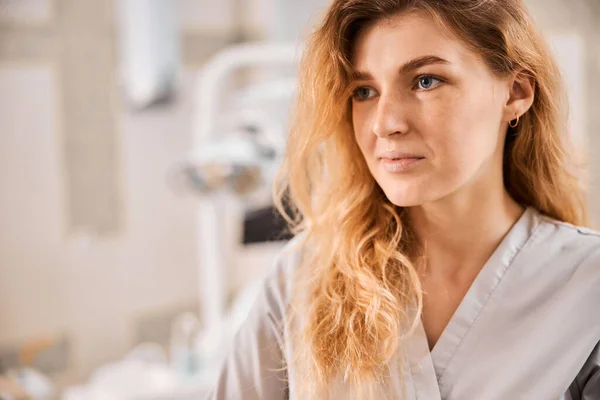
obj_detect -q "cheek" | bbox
[352,106,375,154]
[429,93,502,177]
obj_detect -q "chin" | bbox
[380,185,428,207]
[385,195,426,208]
[378,175,451,207]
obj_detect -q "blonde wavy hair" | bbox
[273,0,588,398]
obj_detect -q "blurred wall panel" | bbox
[0,0,53,24]
[270,0,329,41]
[177,0,236,34]
[59,0,121,236]
[0,65,65,342]
[549,34,586,149]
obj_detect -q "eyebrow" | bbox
[351,55,451,81]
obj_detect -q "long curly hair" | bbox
[273,0,588,398]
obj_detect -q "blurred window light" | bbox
[548,33,586,149]
[115,0,180,110]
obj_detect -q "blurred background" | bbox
[0,0,598,399]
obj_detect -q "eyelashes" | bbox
[350,74,445,102]
[414,75,444,90]
[352,86,378,101]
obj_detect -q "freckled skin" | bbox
[351,13,512,207]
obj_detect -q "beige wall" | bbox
[0,0,285,389]
[525,0,600,226]
[0,62,200,384]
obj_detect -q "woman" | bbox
[208,0,600,399]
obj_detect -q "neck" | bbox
[407,182,524,278]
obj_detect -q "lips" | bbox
[378,152,425,173]
[383,156,423,161]
[377,151,424,160]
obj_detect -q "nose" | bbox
[372,94,410,138]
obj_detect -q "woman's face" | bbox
[351,12,514,207]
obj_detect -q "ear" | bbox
[503,70,535,124]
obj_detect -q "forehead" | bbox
[352,12,483,73]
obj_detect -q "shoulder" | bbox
[528,208,600,257]
[522,209,600,298]
[259,234,306,318]
[538,211,600,240]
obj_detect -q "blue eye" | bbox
[353,87,377,101]
[415,75,443,90]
